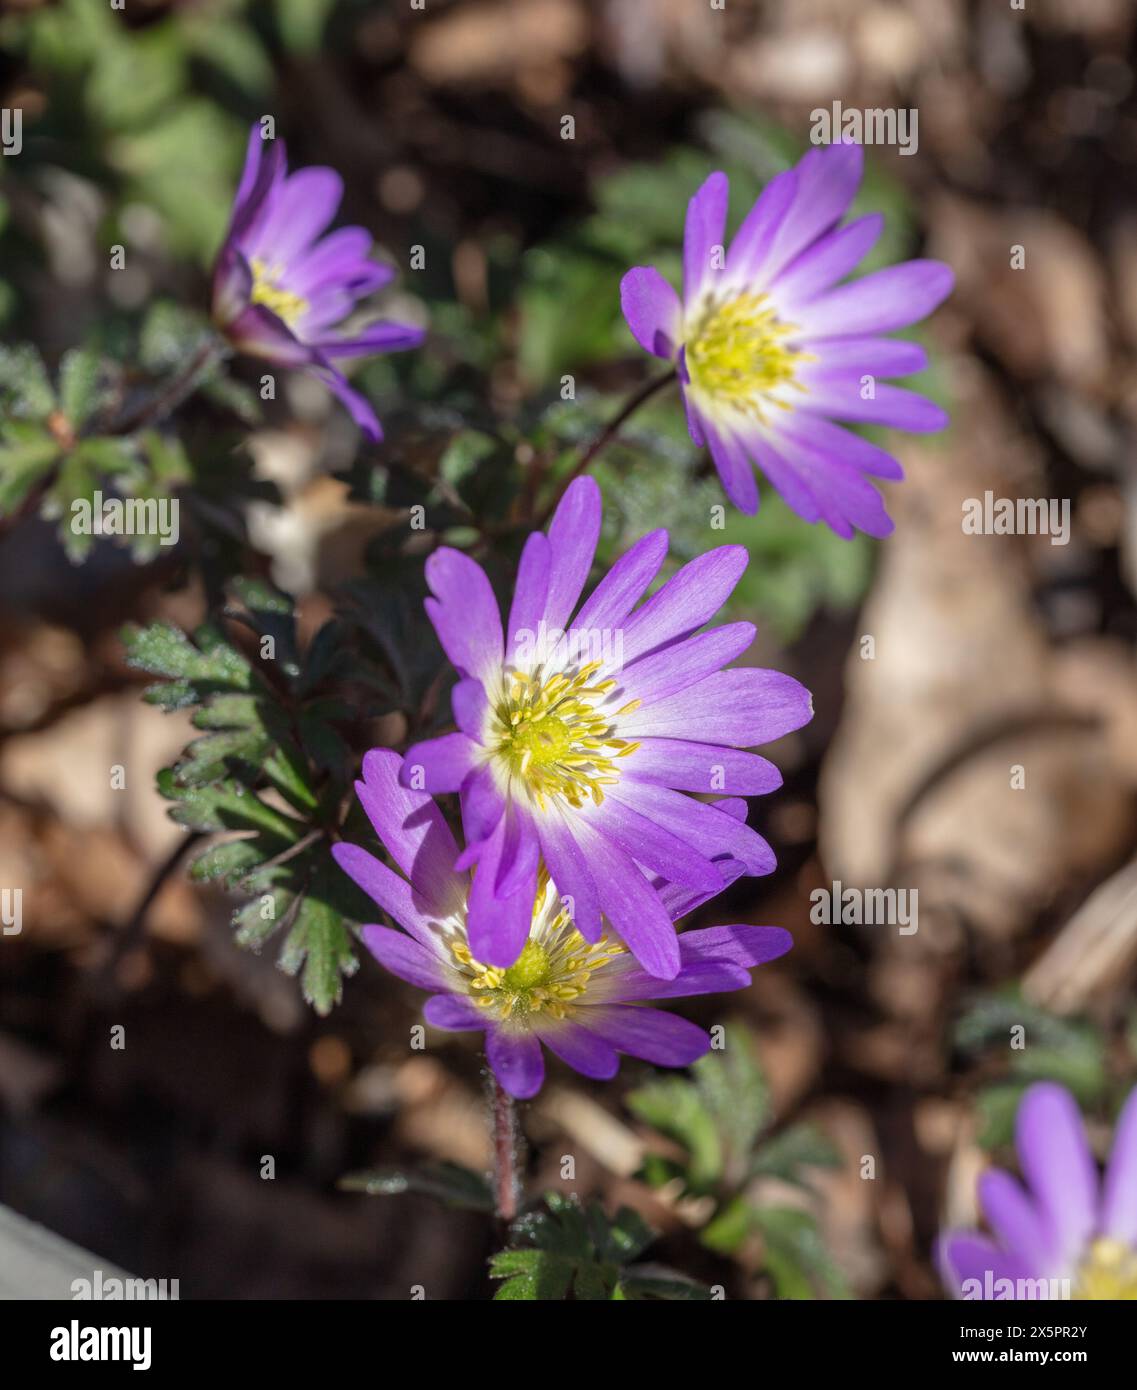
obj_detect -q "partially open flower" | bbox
[333,749,792,1100]
[212,124,424,440]
[938,1082,1137,1300]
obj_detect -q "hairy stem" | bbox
[492,1076,520,1223]
[111,338,225,436]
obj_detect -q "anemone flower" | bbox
[938,1082,1137,1300]
[400,474,812,980]
[333,749,791,1099]
[211,123,423,440]
[620,142,953,538]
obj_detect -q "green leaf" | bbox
[490,1249,575,1301]
[750,1206,851,1300]
[0,345,56,417]
[158,771,305,841]
[274,0,337,52]
[0,425,60,512]
[277,868,359,1016]
[490,1194,688,1301]
[57,346,106,426]
[750,1123,843,1187]
[123,620,254,708]
[627,1074,723,1191]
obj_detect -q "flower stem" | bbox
[539,367,677,522]
[491,1076,520,1223]
[110,337,225,436]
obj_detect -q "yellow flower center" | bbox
[449,903,625,1021]
[685,292,808,417]
[1073,1238,1137,1300]
[490,661,640,811]
[250,257,309,327]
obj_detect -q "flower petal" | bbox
[532,1017,620,1080]
[401,732,479,793]
[621,622,755,707]
[620,267,682,359]
[424,993,487,1031]
[362,923,454,991]
[587,792,723,892]
[624,737,783,795]
[677,924,793,969]
[725,167,797,286]
[683,172,729,302]
[465,811,535,969]
[574,529,668,633]
[331,842,441,951]
[544,477,602,633]
[582,1005,711,1067]
[595,959,751,1003]
[535,811,602,942]
[506,531,551,655]
[573,824,681,979]
[424,547,504,685]
[486,1027,545,1099]
[1016,1082,1099,1268]
[763,142,864,285]
[1101,1085,1137,1245]
[774,212,884,309]
[796,258,954,337]
[937,1234,1038,1300]
[704,418,759,514]
[619,545,748,664]
[356,749,464,916]
[627,667,813,746]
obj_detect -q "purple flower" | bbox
[938,1082,1137,1300]
[333,750,792,1099]
[620,143,954,539]
[211,124,424,440]
[399,475,812,981]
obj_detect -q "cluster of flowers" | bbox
[204,123,1137,1303]
[209,124,958,1101]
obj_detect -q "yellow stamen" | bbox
[1073,1238,1137,1300]
[685,291,810,419]
[250,257,309,327]
[455,879,626,1024]
[490,661,634,811]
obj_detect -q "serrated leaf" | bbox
[750,1206,851,1300]
[158,771,305,841]
[277,871,359,1016]
[627,1074,723,1191]
[0,345,56,417]
[57,346,105,426]
[0,426,60,512]
[749,1123,842,1187]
